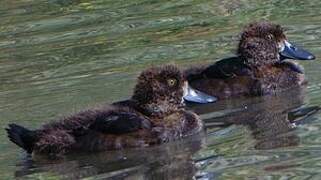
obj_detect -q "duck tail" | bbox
[6,123,38,153]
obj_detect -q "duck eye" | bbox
[167,78,177,87]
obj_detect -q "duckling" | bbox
[6,65,208,157]
[185,21,315,100]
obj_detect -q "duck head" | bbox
[238,21,315,69]
[132,65,216,116]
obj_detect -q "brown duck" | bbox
[185,21,315,101]
[6,65,210,157]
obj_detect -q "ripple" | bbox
[2,0,321,179]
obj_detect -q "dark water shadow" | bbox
[14,133,206,180]
[189,87,320,150]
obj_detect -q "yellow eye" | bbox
[167,78,177,87]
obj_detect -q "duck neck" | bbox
[132,99,183,118]
[240,53,279,68]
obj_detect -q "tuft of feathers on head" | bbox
[240,21,286,42]
[137,64,183,82]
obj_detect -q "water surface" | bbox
[1,0,321,179]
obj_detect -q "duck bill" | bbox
[183,84,217,104]
[280,40,315,61]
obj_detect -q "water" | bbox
[1,0,321,179]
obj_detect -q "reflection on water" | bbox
[1,0,321,179]
[15,135,204,179]
[195,87,319,150]
[191,88,321,179]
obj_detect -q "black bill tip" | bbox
[307,54,316,60]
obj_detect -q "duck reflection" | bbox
[14,134,204,180]
[190,87,319,150]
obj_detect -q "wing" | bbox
[90,111,151,134]
[202,56,253,79]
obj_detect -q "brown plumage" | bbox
[6,65,202,157]
[186,21,314,100]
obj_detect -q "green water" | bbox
[1,0,321,179]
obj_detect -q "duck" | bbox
[185,21,315,101]
[6,65,211,157]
